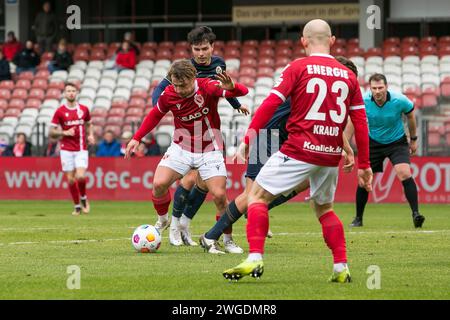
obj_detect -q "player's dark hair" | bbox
[64,82,78,90]
[335,56,358,77]
[187,26,216,45]
[369,73,387,85]
[167,59,197,82]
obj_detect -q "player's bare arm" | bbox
[49,126,75,139]
[85,121,96,145]
[406,110,418,155]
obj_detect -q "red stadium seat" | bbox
[35,70,50,79]
[275,47,292,58]
[420,36,437,46]
[131,89,148,100]
[0,89,11,100]
[128,98,146,109]
[258,47,274,58]
[90,49,106,60]
[364,47,382,58]
[440,77,450,98]
[348,38,360,46]
[240,57,257,68]
[29,88,45,100]
[108,108,126,117]
[25,98,42,109]
[11,89,27,100]
[241,47,257,58]
[258,57,275,68]
[277,39,293,47]
[93,42,108,51]
[91,108,108,117]
[243,40,259,47]
[48,81,65,90]
[159,41,174,50]
[45,88,62,100]
[420,45,437,57]
[139,49,156,60]
[175,41,190,50]
[331,47,347,56]
[0,80,14,90]
[239,67,257,78]
[76,43,92,51]
[16,80,31,90]
[383,46,401,57]
[275,57,291,69]
[226,40,241,49]
[421,89,438,108]
[106,116,124,126]
[260,40,276,48]
[0,99,8,110]
[257,67,274,78]
[156,49,172,60]
[8,99,25,110]
[4,108,21,118]
[74,50,89,62]
[124,116,142,126]
[428,131,441,147]
[238,76,255,88]
[347,47,365,57]
[41,52,54,62]
[402,36,419,45]
[173,50,190,60]
[384,37,400,46]
[401,46,418,57]
[214,40,225,49]
[18,71,34,81]
[126,107,144,117]
[31,78,48,90]
[111,100,128,110]
[91,116,106,127]
[142,42,158,50]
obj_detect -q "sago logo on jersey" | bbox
[65,119,85,126]
[180,107,210,121]
[303,141,342,154]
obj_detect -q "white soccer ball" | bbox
[131,224,162,253]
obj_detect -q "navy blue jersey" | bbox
[246,99,291,180]
[152,55,241,109]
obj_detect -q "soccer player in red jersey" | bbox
[124,59,249,241]
[49,83,95,216]
[223,19,373,282]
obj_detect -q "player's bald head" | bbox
[302,19,332,45]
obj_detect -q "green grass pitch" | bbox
[0,200,449,300]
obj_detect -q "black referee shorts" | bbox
[369,135,411,173]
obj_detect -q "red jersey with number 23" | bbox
[51,104,91,151]
[261,54,367,167]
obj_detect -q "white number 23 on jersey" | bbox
[305,78,348,124]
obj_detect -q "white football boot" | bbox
[223,238,244,254]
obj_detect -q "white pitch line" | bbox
[0,230,449,247]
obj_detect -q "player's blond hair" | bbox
[167,59,197,82]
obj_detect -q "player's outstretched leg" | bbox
[179,184,208,246]
[223,202,268,280]
[317,207,351,283]
[66,172,81,216]
[169,184,190,246]
[76,168,89,214]
[200,200,244,254]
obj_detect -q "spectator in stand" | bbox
[0,51,11,81]
[134,143,147,158]
[120,131,133,157]
[2,133,32,157]
[33,1,58,53]
[45,136,61,157]
[0,137,9,155]
[2,31,22,62]
[96,130,122,157]
[121,32,140,55]
[13,40,40,75]
[144,134,161,156]
[48,40,73,73]
[115,41,136,70]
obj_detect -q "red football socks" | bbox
[246,202,269,254]
[319,211,347,263]
[152,191,171,216]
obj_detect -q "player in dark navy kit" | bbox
[152,26,249,252]
[199,56,359,254]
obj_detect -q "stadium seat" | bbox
[15,79,31,90]
[81,78,99,91]
[111,100,128,110]
[421,89,438,108]
[0,99,8,111]
[25,99,42,109]
[4,108,22,118]
[85,69,101,81]
[11,89,27,100]
[91,107,108,117]
[108,108,126,117]
[126,107,144,117]
[0,80,14,90]
[8,99,25,111]
[440,77,450,98]
[45,89,62,100]
[117,78,133,90]
[130,89,148,100]
[113,88,131,101]
[48,81,65,90]
[94,97,112,110]
[128,97,146,109]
